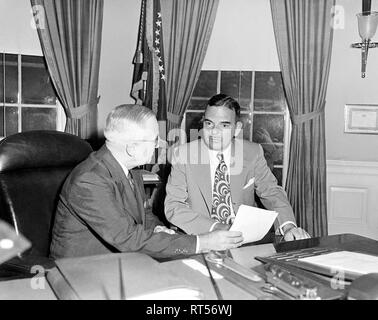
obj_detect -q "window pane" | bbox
[185,112,203,142]
[220,71,239,99]
[0,106,2,136]
[21,107,56,131]
[21,55,57,105]
[4,54,18,104]
[0,106,19,136]
[260,143,283,168]
[220,71,252,111]
[252,114,284,144]
[0,54,3,103]
[192,71,217,98]
[272,167,283,186]
[238,113,252,140]
[188,97,208,111]
[239,71,252,111]
[254,71,286,112]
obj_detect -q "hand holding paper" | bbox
[229,205,278,244]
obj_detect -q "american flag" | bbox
[131,0,167,122]
[153,11,166,82]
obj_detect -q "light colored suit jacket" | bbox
[165,139,295,235]
[50,145,196,259]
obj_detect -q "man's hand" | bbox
[283,225,311,241]
[198,230,244,252]
[153,225,176,235]
[212,222,231,231]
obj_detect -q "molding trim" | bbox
[327,159,378,239]
[327,160,378,175]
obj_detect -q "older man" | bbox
[50,104,243,259]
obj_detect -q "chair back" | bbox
[0,130,93,257]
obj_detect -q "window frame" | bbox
[0,53,65,140]
[182,70,291,187]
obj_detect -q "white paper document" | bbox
[229,205,278,244]
[298,251,378,275]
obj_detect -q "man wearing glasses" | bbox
[165,94,310,241]
[50,104,243,259]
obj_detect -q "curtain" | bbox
[161,0,219,133]
[30,0,103,140]
[270,0,335,236]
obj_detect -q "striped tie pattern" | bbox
[210,153,232,224]
[127,171,135,193]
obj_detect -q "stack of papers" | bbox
[142,173,160,181]
[230,205,278,244]
[299,251,378,276]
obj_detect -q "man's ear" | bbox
[125,143,136,157]
[234,121,243,137]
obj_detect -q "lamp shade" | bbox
[357,12,378,40]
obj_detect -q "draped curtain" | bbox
[30,0,103,140]
[270,0,335,236]
[161,0,219,133]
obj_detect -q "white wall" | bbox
[203,0,280,71]
[326,0,378,162]
[327,160,378,240]
[97,0,140,136]
[0,0,42,55]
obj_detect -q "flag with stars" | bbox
[131,0,167,122]
[151,0,167,122]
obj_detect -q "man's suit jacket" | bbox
[165,138,296,235]
[50,145,196,259]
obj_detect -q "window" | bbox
[0,53,64,138]
[183,70,290,186]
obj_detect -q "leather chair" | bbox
[0,130,92,279]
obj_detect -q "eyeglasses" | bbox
[124,136,161,148]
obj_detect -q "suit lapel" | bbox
[190,140,212,214]
[190,139,249,215]
[130,170,146,225]
[99,146,144,224]
[192,163,212,215]
[230,139,248,213]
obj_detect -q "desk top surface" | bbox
[1,233,377,300]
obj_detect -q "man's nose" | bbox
[211,127,221,135]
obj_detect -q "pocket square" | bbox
[243,177,255,189]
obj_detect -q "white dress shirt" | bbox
[115,157,130,181]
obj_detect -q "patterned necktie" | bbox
[211,153,232,224]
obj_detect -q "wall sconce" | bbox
[351,11,378,78]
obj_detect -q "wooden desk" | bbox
[0,277,56,300]
[0,233,377,300]
[272,233,378,256]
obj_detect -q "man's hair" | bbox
[104,104,155,142]
[206,93,241,119]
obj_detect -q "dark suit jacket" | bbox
[50,145,196,259]
[165,139,296,235]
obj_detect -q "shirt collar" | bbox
[111,152,129,177]
[208,143,232,163]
